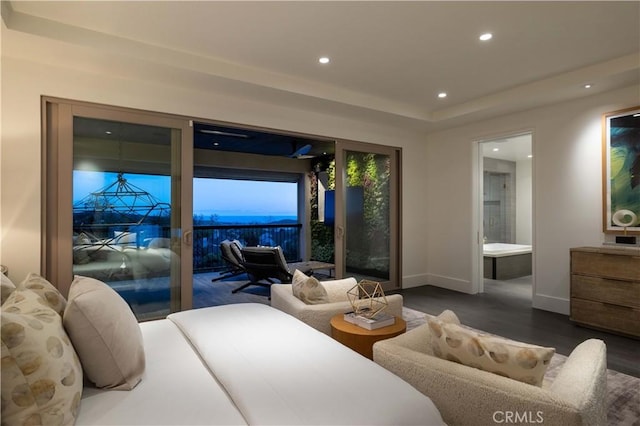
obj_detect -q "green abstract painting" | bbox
[604,107,640,233]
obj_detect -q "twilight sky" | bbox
[73,171,297,217]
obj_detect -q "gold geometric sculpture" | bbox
[347,280,388,319]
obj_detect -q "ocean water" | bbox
[193,214,297,225]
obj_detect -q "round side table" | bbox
[330,313,406,360]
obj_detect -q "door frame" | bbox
[472,130,535,296]
[42,97,193,311]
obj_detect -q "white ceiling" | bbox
[481,133,531,162]
[3,1,639,132]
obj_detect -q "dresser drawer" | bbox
[571,251,640,281]
[571,298,640,337]
[571,275,640,309]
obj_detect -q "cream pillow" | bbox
[428,318,554,386]
[1,289,83,425]
[63,276,145,390]
[17,273,67,316]
[291,269,330,305]
[1,272,16,304]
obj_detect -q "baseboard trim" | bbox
[532,293,569,315]
[401,273,429,289]
[424,274,474,294]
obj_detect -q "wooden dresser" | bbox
[570,246,640,338]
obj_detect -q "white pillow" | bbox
[291,269,330,305]
[114,231,137,246]
[63,276,145,390]
[147,237,170,249]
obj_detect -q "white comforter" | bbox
[77,303,444,425]
[168,303,444,426]
[77,318,247,425]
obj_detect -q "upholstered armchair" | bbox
[271,278,403,335]
[373,318,607,426]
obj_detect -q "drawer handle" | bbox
[601,302,634,310]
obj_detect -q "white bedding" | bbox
[168,303,445,426]
[76,319,248,425]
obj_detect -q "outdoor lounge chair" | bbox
[233,246,309,295]
[211,240,246,282]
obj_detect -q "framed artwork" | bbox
[602,106,640,234]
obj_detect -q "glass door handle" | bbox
[183,230,193,246]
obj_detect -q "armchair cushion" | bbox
[291,270,329,305]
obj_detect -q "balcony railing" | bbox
[74,222,302,274]
[193,224,302,272]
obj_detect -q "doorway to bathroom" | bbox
[474,132,533,301]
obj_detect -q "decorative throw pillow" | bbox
[17,273,67,316]
[291,269,330,305]
[428,318,554,386]
[1,289,83,425]
[1,272,16,305]
[436,309,460,325]
[63,276,145,390]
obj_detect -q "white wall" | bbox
[425,84,639,314]
[0,30,430,286]
[516,157,532,245]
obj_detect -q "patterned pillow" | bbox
[428,318,554,386]
[1,272,16,305]
[1,289,83,425]
[63,276,145,390]
[291,270,330,305]
[17,273,67,316]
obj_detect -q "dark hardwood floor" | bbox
[399,277,640,378]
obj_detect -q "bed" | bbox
[1,272,445,426]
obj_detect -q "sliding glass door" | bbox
[334,141,401,291]
[44,99,193,320]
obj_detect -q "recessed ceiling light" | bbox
[584,84,592,89]
[319,57,330,64]
[105,131,112,135]
[213,142,219,146]
[633,113,640,117]
[438,92,447,98]
[527,154,533,158]
[479,33,493,41]
[492,148,499,152]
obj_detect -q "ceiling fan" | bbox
[198,129,249,138]
[289,143,313,159]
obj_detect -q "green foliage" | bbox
[308,154,391,273]
[310,220,334,262]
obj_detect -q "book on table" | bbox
[343,311,396,330]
